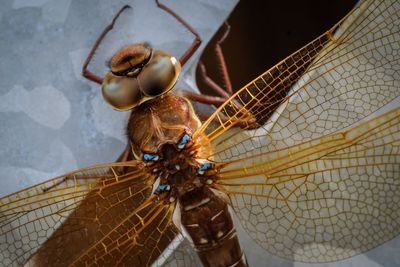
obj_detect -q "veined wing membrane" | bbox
[193,0,400,263]
[152,234,201,267]
[195,0,400,162]
[0,161,157,266]
[216,107,400,262]
[67,195,178,267]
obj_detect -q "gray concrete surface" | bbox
[0,0,399,266]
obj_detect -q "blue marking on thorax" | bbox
[143,153,159,161]
[198,162,214,174]
[155,183,170,194]
[177,134,190,149]
[199,163,211,171]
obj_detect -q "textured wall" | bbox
[0,1,399,267]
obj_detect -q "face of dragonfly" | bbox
[101,43,182,111]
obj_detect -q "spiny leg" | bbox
[155,1,228,109]
[197,61,230,99]
[82,5,131,84]
[156,0,201,66]
[210,22,233,95]
[184,22,234,108]
[198,22,233,97]
[180,90,226,106]
[116,144,133,162]
[156,0,240,110]
[192,22,260,129]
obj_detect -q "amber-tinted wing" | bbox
[218,107,400,262]
[193,0,400,263]
[0,161,177,266]
[195,0,399,159]
[67,195,177,267]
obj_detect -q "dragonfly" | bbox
[1,0,399,266]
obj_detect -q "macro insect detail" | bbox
[1,0,400,266]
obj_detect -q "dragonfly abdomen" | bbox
[179,186,248,267]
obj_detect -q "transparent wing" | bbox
[195,0,400,161]
[151,234,201,267]
[192,0,400,263]
[66,195,177,267]
[216,107,400,262]
[0,161,177,266]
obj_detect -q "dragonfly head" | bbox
[102,43,181,111]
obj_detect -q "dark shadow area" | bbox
[198,0,358,94]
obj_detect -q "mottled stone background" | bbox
[0,0,399,266]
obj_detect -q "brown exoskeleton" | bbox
[29,2,249,267]
[3,0,399,266]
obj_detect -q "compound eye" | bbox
[101,72,142,111]
[177,133,190,150]
[143,153,159,161]
[138,51,181,97]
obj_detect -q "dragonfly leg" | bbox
[116,144,132,162]
[82,5,131,84]
[197,22,233,97]
[156,0,202,67]
[180,90,226,106]
[184,21,234,107]
[211,22,233,95]
[197,60,230,99]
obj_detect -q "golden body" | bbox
[29,92,247,267]
[2,1,399,266]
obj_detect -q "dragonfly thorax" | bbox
[147,137,216,200]
[127,92,201,160]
